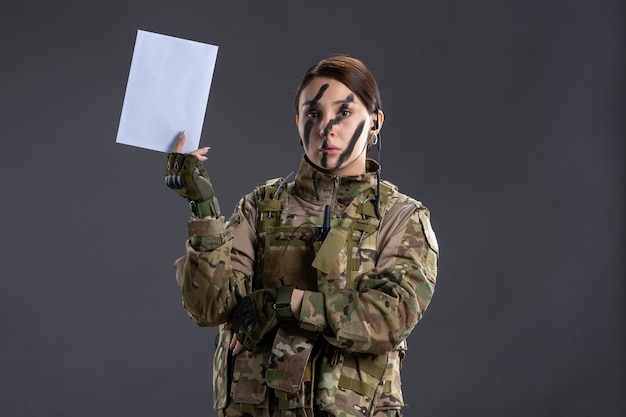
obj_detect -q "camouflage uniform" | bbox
[174,156,438,417]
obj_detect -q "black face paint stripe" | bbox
[320,138,329,167]
[322,94,355,137]
[302,84,329,149]
[323,118,341,137]
[335,120,366,167]
[333,93,355,106]
[302,84,329,107]
[304,120,313,149]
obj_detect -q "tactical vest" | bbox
[223,177,406,417]
[253,177,396,292]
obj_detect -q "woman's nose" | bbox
[320,117,338,138]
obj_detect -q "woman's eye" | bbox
[340,110,351,117]
[306,111,319,119]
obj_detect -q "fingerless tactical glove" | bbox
[165,153,220,217]
[231,285,296,351]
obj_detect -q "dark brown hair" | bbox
[294,55,383,114]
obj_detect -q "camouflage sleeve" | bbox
[174,192,258,326]
[299,203,438,354]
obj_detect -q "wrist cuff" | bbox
[299,290,326,332]
[187,218,224,237]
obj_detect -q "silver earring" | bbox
[370,133,379,145]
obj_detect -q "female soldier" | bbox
[165,55,439,417]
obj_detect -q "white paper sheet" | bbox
[116,30,218,154]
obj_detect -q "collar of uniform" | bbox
[294,155,380,204]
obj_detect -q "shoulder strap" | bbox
[351,179,396,219]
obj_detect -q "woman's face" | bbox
[296,77,377,176]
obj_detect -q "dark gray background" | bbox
[1,1,624,416]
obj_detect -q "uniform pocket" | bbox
[230,350,269,405]
[259,227,318,290]
[317,349,390,416]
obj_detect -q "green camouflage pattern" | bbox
[174,156,438,417]
[213,325,233,410]
[309,204,437,355]
[265,326,318,394]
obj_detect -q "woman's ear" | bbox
[295,115,299,125]
[371,110,385,132]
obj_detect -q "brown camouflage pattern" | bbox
[174,156,438,417]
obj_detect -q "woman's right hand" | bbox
[165,131,219,212]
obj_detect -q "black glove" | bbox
[165,153,220,217]
[231,285,296,351]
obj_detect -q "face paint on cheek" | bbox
[335,120,366,168]
[301,84,329,150]
[304,120,313,149]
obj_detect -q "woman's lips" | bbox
[321,146,340,155]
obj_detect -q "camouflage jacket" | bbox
[174,156,438,417]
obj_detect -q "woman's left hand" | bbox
[171,131,210,161]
